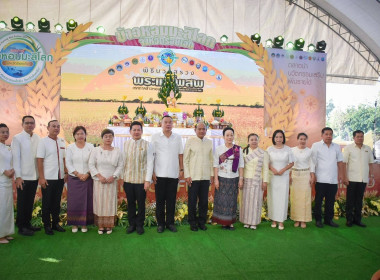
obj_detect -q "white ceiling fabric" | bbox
[1,0,379,84]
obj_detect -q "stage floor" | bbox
[1,217,379,280]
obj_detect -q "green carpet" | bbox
[1,217,380,280]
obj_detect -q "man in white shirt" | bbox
[11,116,41,236]
[311,127,344,228]
[37,120,68,235]
[343,130,375,227]
[123,121,154,235]
[151,116,184,233]
[184,122,213,231]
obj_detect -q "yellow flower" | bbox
[122,95,127,101]
[196,98,202,104]
[32,206,41,218]
[216,99,221,104]
[165,107,181,113]
[138,96,143,101]
[261,207,267,219]
[372,201,380,211]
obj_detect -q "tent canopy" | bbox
[1,0,379,84]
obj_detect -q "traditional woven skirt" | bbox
[67,176,94,226]
[290,169,312,222]
[212,176,239,225]
[0,185,14,238]
[239,178,263,226]
[93,180,117,228]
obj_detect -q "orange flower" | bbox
[303,95,319,113]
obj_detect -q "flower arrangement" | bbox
[135,96,147,117]
[143,117,151,125]
[193,99,205,118]
[175,199,189,224]
[118,95,129,116]
[212,99,224,118]
[22,191,380,228]
[157,66,182,107]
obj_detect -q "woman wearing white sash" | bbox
[239,134,269,229]
[290,133,315,228]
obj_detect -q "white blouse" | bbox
[267,145,295,175]
[89,146,124,180]
[66,142,94,177]
[0,143,13,186]
[36,137,66,180]
[213,145,244,178]
[291,147,315,172]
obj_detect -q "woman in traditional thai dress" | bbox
[267,130,294,230]
[0,123,15,244]
[290,133,315,228]
[89,129,123,234]
[212,127,244,230]
[66,126,94,233]
[239,133,269,230]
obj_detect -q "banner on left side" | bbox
[0,31,60,143]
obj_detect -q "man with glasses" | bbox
[11,116,41,236]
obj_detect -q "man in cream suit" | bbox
[184,122,213,231]
[123,121,154,235]
[343,130,375,227]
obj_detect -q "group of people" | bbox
[0,115,375,243]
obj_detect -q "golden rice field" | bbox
[60,101,264,146]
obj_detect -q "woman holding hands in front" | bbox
[267,130,294,230]
[89,129,123,235]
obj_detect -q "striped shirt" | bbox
[123,138,154,183]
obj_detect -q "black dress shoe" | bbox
[324,220,339,227]
[199,224,207,231]
[346,221,353,227]
[353,221,367,228]
[228,225,235,231]
[18,228,34,236]
[126,225,136,234]
[44,227,54,235]
[167,225,177,232]
[136,226,144,235]
[52,224,66,232]
[28,226,41,232]
[316,221,324,228]
[190,225,198,231]
[157,225,165,233]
